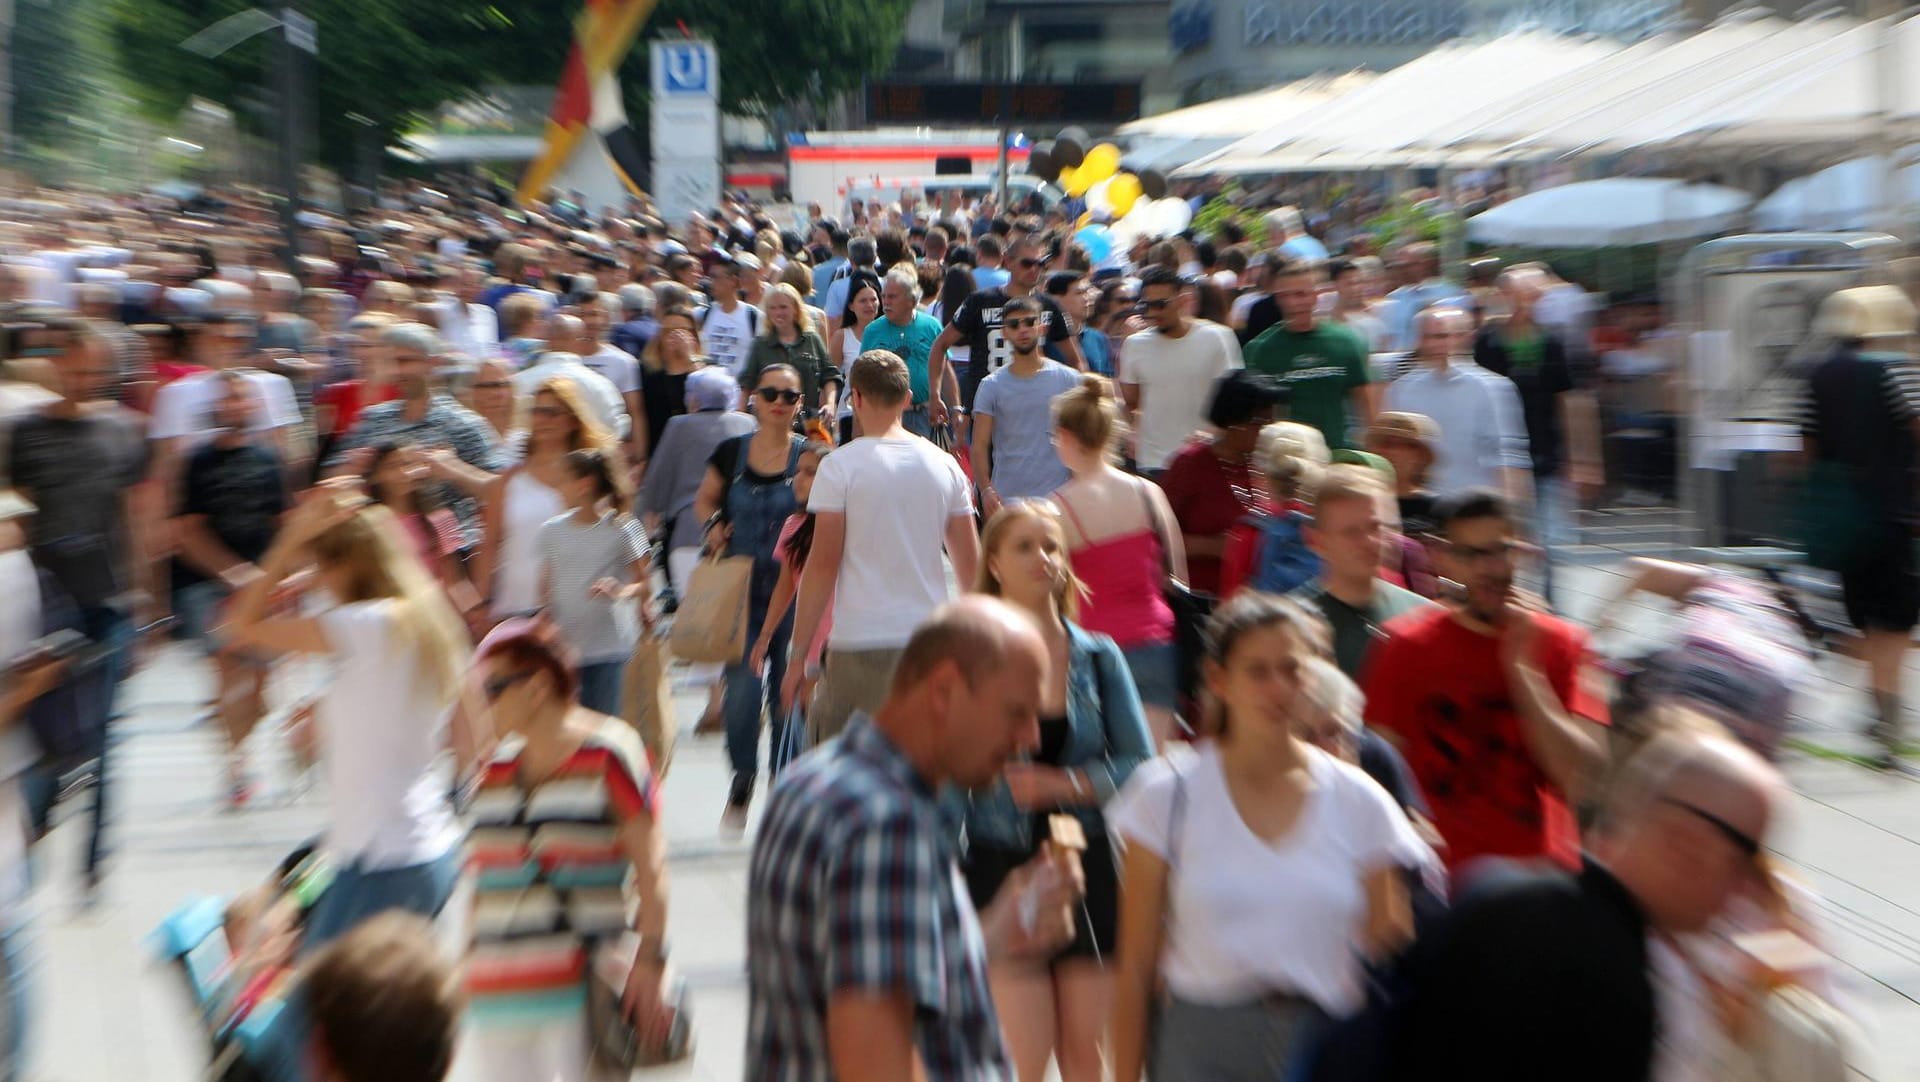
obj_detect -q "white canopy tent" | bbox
[1465,178,1753,247]
[1120,73,1375,173]
[1174,33,1621,176]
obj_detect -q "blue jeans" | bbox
[301,848,462,953]
[78,607,132,884]
[576,660,625,716]
[723,563,791,780]
[902,405,932,439]
[0,914,35,1080]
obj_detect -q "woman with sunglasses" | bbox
[462,617,681,1080]
[692,363,809,830]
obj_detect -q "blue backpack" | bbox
[1247,509,1321,595]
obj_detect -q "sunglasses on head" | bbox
[756,387,802,405]
[483,669,536,701]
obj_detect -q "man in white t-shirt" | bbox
[149,314,302,493]
[1120,266,1243,474]
[697,258,761,377]
[782,349,979,744]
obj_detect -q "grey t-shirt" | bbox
[7,408,148,608]
[537,511,646,664]
[972,360,1081,501]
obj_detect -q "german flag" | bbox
[516,0,657,206]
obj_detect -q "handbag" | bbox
[587,934,694,1069]
[621,633,677,778]
[1138,480,1213,725]
[667,551,753,664]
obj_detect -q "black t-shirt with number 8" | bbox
[949,289,1072,409]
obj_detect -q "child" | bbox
[538,448,652,716]
[1219,422,1326,599]
[1364,411,1441,542]
[747,440,832,774]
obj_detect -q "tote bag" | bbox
[668,553,753,664]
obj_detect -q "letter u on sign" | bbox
[661,44,710,95]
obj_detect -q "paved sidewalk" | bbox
[20,559,1920,1080]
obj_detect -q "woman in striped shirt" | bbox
[461,618,676,1080]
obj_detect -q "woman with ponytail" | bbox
[222,482,473,947]
[1050,373,1188,747]
[538,447,653,715]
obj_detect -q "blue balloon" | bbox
[1074,224,1113,264]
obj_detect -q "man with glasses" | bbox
[1396,730,1779,1082]
[928,235,1084,430]
[1383,306,1531,507]
[1116,266,1242,477]
[970,297,1081,516]
[1363,489,1605,878]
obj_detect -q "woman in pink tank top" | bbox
[1051,375,1188,747]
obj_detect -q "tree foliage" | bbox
[104,0,916,172]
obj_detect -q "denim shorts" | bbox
[1121,640,1179,709]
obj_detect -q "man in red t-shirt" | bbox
[1364,488,1606,880]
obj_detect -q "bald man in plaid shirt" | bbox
[746,599,1082,1081]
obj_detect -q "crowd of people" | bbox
[0,172,1883,1081]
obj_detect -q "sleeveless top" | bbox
[495,469,566,615]
[1056,484,1174,648]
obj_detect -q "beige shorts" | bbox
[807,646,904,747]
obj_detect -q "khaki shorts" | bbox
[807,647,904,747]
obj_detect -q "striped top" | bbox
[466,719,658,1023]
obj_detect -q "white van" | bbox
[843,174,1061,220]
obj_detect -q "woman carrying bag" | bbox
[965,503,1152,1081]
[1106,592,1436,1082]
[692,364,808,830]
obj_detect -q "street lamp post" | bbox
[182,7,316,270]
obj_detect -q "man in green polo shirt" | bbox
[1243,254,1377,449]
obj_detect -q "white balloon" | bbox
[1153,197,1193,234]
[1085,176,1114,217]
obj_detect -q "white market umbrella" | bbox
[1466,178,1752,247]
[1753,155,1920,231]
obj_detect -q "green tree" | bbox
[104,0,915,174]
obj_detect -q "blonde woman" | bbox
[476,377,618,622]
[223,484,473,948]
[738,283,840,414]
[965,503,1152,1081]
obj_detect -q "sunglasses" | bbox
[1140,297,1175,311]
[756,387,802,405]
[1662,797,1761,858]
[473,380,512,390]
[483,669,536,702]
[531,404,567,418]
[1005,317,1040,330]
[1017,258,1045,269]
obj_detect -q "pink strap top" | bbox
[1057,488,1174,648]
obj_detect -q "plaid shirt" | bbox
[326,394,501,545]
[747,715,1011,1081]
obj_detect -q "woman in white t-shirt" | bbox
[223,483,473,950]
[1106,592,1435,1082]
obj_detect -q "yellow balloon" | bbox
[1063,166,1093,197]
[1108,173,1143,217]
[1080,143,1122,184]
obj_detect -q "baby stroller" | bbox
[151,845,332,1082]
